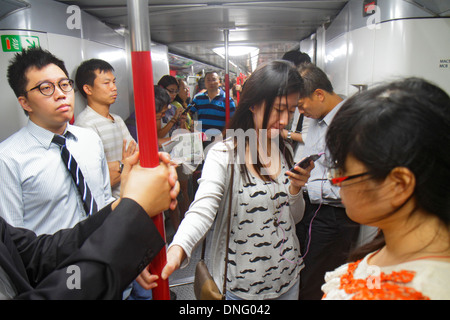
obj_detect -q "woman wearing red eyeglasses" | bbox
[322,78,450,300]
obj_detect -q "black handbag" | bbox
[193,164,234,300]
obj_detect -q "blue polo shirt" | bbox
[190,88,236,132]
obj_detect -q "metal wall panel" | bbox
[0,0,170,141]
[318,0,450,97]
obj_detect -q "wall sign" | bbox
[363,0,377,17]
[1,35,40,52]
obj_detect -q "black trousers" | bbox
[296,193,360,300]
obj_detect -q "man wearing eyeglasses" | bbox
[0,47,114,236]
[295,63,360,300]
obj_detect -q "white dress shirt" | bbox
[301,100,345,206]
[0,120,114,235]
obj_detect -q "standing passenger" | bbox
[74,58,137,199]
[322,78,450,300]
[124,85,172,147]
[189,71,236,139]
[0,48,114,235]
[172,78,193,132]
[280,50,312,163]
[0,151,179,300]
[171,78,195,219]
[161,60,313,300]
[125,86,174,301]
[295,63,360,300]
[156,76,188,234]
[157,75,187,138]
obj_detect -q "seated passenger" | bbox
[322,78,450,300]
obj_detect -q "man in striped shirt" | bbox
[74,59,137,199]
[189,71,236,138]
[0,48,114,235]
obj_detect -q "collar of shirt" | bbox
[202,88,224,100]
[85,105,115,123]
[318,99,346,127]
[26,120,78,150]
[302,99,346,205]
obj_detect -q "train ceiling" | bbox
[54,0,347,74]
[56,0,449,75]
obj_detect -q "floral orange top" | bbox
[321,252,450,300]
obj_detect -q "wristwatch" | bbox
[118,160,124,174]
[286,130,293,142]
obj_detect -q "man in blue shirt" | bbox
[190,71,236,139]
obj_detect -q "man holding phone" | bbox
[295,64,360,300]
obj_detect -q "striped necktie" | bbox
[52,134,98,216]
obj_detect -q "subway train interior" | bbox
[0,0,449,301]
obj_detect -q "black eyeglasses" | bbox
[328,169,370,187]
[26,79,74,96]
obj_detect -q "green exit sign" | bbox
[1,35,40,52]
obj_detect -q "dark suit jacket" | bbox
[0,198,165,299]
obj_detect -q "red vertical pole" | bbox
[130,52,159,168]
[127,0,170,300]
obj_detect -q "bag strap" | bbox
[221,163,234,299]
[200,238,207,260]
[198,163,234,299]
[296,113,304,132]
[292,113,304,149]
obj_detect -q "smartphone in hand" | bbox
[289,153,323,173]
[182,104,194,115]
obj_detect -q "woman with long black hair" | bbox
[161,60,314,300]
